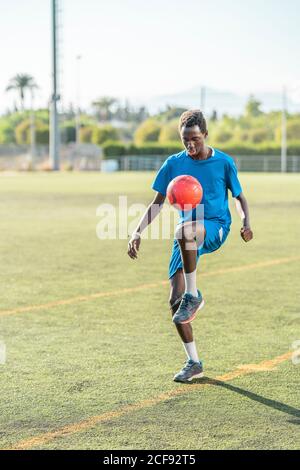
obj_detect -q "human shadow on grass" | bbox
[287,419,300,425]
[189,377,300,422]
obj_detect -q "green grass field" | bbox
[0,171,299,450]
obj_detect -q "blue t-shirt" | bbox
[152,148,242,226]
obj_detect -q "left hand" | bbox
[240,226,253,243]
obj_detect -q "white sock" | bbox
[184,269,198,297]
[183,341,199,363]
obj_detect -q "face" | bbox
[180,125,208,157]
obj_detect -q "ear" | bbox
[204,131,208,139]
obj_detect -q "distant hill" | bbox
[133,86,300,116]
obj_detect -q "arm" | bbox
[127,192,166,259]
[235,192,253,242]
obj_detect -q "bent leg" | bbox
[171,222,206,324]
[169,269,194,343]
[175,221,206,275]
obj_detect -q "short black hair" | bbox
[179,109,207,133]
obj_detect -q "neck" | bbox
[190,146,210,161]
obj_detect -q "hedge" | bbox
[102,140,300,158]
[102,141,182,158]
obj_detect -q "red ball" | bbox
[167,175,203,211]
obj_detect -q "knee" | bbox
[175,222,194,242]
[175,221,205,245]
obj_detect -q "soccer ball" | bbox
[167,175,203,211]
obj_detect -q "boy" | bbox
[128,110,253,383]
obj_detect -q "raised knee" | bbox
[175,222,194,241]
[175,221,205,245]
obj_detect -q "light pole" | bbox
[281,86,287,173]
[200,86,206,112]
[30,88,36,165]
[75,54,82,145]
[49,0,60,170]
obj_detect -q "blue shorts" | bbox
[169,220,230,279]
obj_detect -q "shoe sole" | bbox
[179,299,205,325]
[174,371,204,383]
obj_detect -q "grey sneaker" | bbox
[172,290,204,325]
[174,359,204,383]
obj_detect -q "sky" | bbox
[1,0,300,113]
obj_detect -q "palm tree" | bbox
[92,97,117,123]
[6,74,38,111]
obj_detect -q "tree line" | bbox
[1,73,300,156]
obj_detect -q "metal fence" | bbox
[1,146,300,172]
[118,155,166,171]
[235,155,300,172]
[117,155,300,172]
[0,144,102,171]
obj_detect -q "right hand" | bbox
[127,233,141,259]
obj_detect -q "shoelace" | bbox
[182,360,195,371]
[181,295,192,309]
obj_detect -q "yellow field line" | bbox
[200,256,300,277]
[0,283,160,318]
[0,256,299,318]
[6,351,292,450]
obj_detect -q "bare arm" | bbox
[235,192,253,242]
[127,192,166,259]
